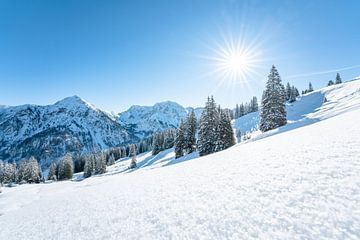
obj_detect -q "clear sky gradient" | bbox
[0,0,359,112]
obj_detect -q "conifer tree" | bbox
[198,96,220,156]
[174,119,186,158]
[58,154,74,180]
[215,109,235,151]
[48,161,58,181]
[260,65,287,132]
[16,159,27,183]
[328,80,334,86]
[250,96,259,112]
[83,156,94,178]
[185,110,197,153]
[24,157,41,183]
[289,86,297,103]
[308,82,314,92]
[152,134,162,155]
[129,144,137,169]
[107,154,115,166]
[335,73,342,84]
[285,82,291,101]
[4,162,17,184]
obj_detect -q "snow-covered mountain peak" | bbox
[118,101,191,138]
[54,95,97,111]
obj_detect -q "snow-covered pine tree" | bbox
[163,130,175,149]
[289,86,297,103]
[83,156,94,178]
[152,134,162,155]
[16,159,27,183]
[308,82,314,92]
[250,96,259,112]
[285,82,291,101]
[260,65,287,132]
[239,103,245,117]
[100,153,107,173]
[235,104,240,118]
[47,161,58,181]
[215,109,235,151]
[58,154,74,180]
[24,157,41,183]
[174,119,186,158]
[335,73,342,84]
[107,154,115,166]
[328,80,334,86]
[295,87,300,97]
[129,144,137,169]
[185,110,197,154]
[3,162,17,184]
[198,96,220,156]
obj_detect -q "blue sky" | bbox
[0,0,359,112]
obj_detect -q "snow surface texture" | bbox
[1,80,360,239]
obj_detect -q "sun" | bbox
[197,32,264,88]
[222,51,251,77]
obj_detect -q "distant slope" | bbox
[0,96,135,167]
[1,80,360,239]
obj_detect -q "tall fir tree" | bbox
[48,161,58,181]
[308,82,314,92]
[215,109,235,151]
[197,96,220,156]
[16,159,27,183]
[335,72,342,84]
[185,110,197,153]
[174,119,186,158]
[24,157,42,183]
[289,86,297,103]
[58,154,74,180]
[285,82,291,101]
[129,144,137,169]
[260,65,287,132]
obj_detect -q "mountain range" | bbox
[0,96,202,167]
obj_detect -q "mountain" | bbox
[2,79,360,239]
[118,101,203,138]
[0,96,135,168]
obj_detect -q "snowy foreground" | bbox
[1,80,360,239]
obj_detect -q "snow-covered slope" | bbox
[118,101,202,138]
[233,78,360,138]
[1,80,360,239]
[0,96,135,167]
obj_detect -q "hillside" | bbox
[1,80,360,239]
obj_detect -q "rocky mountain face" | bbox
[0,96,135,168]
[118,101,202,139]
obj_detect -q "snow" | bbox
[1,80,360,239]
